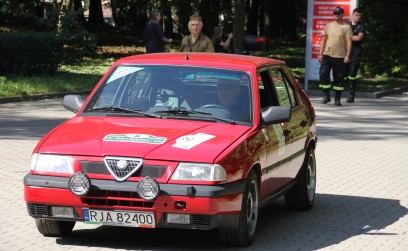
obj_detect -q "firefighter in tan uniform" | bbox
[318,7,353,106]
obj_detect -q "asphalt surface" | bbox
[0,93,407,251]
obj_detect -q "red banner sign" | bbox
[313,4,350,17]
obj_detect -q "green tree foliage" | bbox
[359,0,408,77]
[57,10,97,62]
[1,0,406,77]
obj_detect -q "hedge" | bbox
[0,32,64,75]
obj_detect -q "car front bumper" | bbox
[24,174,245,230]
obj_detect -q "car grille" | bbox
[191,215,212,225]
[82,189,155,208]
[80,160,165,208]
[104,158,143,181]
[27,204,49,216]
[80,161,166,178]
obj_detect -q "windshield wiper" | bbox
[154,109,212,115]
[154,109,236,124]
[90,106,161,118]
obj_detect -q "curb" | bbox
[0,90,92,104]
[1,86,407,105]
[372,85,408,98]
[306,85,408,98]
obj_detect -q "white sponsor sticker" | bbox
[104,134,167,144]
[262,128,269,142]
[107,66,144,83]
[172,133,215,150]
[273,124,286,155]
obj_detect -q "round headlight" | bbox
[137,176,160,201]
[68,172,91,196]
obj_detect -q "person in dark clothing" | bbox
[144,10,173,53]
[345,8,366,103]
[212,27,233,53]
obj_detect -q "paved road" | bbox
[1,93,407,251]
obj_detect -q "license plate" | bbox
[82,209,155,228]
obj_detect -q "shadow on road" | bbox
[54,194,407,250]
[0,118,69,140]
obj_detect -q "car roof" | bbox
[115,53,283,71]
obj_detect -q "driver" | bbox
[216,79,250,121]
[217,79,241,109]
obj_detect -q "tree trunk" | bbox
[263,0,297,39]
[233,0,245,53]
[246,0,259,35]
[73,0,86,24]
[282,0,297,40]
[88,0,104,30]
[57,0,70,33]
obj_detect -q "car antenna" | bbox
[185,54,189,60]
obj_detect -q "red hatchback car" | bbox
[24,53,317,247]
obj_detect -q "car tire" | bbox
[284,148,316,210]
[219,170,259,246]
[35,219,75,237]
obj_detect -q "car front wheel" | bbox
[35,219,75,237]
[219,170,259,246]
[284,148,316,210]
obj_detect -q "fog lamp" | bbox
[51,206,74,218]
[167,213,191,224]
[137,176,159,201]
[68,172,90,196]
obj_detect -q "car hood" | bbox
[38,116,250,162]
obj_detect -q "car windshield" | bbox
[83,65,253,125]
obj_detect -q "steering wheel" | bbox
[198,104,226,109]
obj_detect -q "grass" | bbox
[0,46,137,97]
[0,59,112,96]
[0,41,407,97]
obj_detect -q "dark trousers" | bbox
[319,55,346,92]
[345,53,362,96]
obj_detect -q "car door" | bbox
[257,68,293,200]
[268,65,308,179]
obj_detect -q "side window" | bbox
[257,69,278,111]
[269,67,297,108]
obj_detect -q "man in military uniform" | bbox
[318,7,353,106]
[179,14,214,53]
[345,8,366,103]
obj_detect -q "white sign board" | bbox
[304,0,358,89]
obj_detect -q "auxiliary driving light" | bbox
[51,206,74,218]
[167,213,191,224]
[68,172,91,196]
[137,176,160,201]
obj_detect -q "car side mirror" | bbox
[63,95,84,113]
[261,106,291,125]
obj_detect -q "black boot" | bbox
[321,90,331,104]
[334,91,342,106]
[346,92,355,103]
[347,81,356,103]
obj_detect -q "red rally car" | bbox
[24,53,317,247]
